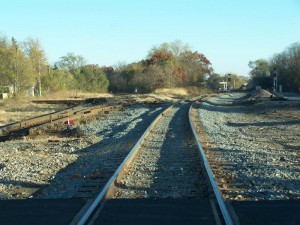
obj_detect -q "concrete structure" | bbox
[0,93,8,99]
[219,81,227,91]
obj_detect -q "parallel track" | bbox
[0,104,123,140]
[71,100,234,225]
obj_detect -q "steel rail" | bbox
[0,104,122,136]
[0,108,73,136]
[28,105,123,135]
[70,104,174,225]
[188,102,234,225]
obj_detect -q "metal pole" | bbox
[273,77,277,93]
[273,68,277,93]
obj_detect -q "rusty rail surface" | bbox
[29,105,123,135]
[0,104,123,137]
[189,102,234,225]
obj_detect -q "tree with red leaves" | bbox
[177,50,212,86]
[145,41,213,88]
[147,51,174,65]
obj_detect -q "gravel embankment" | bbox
[197,93,300,200]
[0,105,164,199]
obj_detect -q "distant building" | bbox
[219,81,227,91]
[0,85,13,98]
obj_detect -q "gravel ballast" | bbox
[1,92,299,202]
[196,93,300,200]
[0,105,164,199]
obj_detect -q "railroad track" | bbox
[70,99,235,225]
[0,103,123,141]
[110,102,208,199]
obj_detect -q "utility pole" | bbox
[227,74,231,90]
[15,44,19,95]
[38,59,42,96]
[273,68,278,93]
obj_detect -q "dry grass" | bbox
[154,88,188,96]
[42,90,113,99]
[154,87,212,97]
[185,86,213,95]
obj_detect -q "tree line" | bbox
[249,42,300,92]
[0,36,110,96]
[1,36,250,96]
[108,41,215,93]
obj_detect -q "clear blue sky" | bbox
[1,0,300,76]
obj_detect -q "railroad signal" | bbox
[273,68,277,77]
[227,74,231,82]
